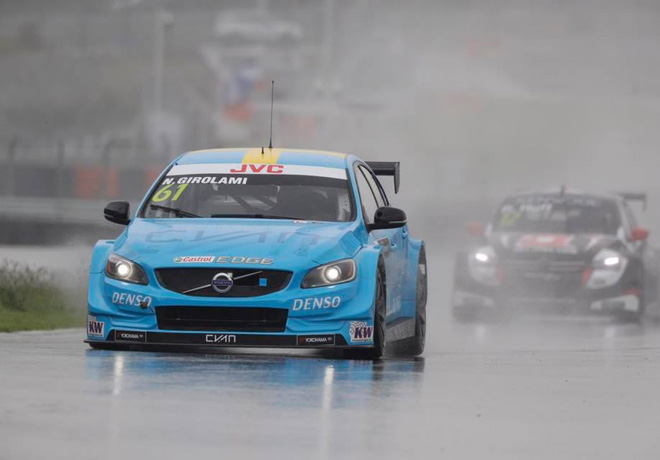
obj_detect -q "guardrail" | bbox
[0,137,165,201]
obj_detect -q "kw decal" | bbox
[87,315,105,337]
[349,321,374,343]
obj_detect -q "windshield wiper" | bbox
[149,204,200,218]
[210,213,304,220]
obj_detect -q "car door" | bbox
[354,164,406,319]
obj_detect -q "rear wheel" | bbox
[398,248,427,356]
[344,260,386,360]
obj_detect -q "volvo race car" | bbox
[86,148,427,358]
[452,189,659,321]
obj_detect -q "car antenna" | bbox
[268,80,274,150]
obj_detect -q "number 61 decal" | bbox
[152,184,188,203]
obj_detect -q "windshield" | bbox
[493,194,621,234]
[141,163,354,222]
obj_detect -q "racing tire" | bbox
[616,267,648,323]
[344,259,386,360]
[615,289,646,324]
[397,247,427,357]
[615,304,645,324]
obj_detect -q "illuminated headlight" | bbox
[468,246,502,286]
[302,259,356,288]
[105,254,148,285]
[474,251,491,263]
[603,256,621,267]
[585,248,627,289]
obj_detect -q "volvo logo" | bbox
[211,272,234,294]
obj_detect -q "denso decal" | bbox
[87,315,105,337]
[174,256,215,263]
[216,256,274,265]
[349,321,374,343]
[111,292,153,308]
[293,296,341,311]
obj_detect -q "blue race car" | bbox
[86,148,427,358]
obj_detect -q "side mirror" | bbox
[465,221,485,237]
[369,207,407,230]
[104,201,131,225]
[630,226,649,242]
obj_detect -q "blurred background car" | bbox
[452,189,659,322]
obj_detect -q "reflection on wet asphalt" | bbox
[2,319,660,459]
[1,255,660,459]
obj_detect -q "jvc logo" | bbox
[205,334,237,344]
[229,164,284,174]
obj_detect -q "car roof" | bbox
[176,148,352,169]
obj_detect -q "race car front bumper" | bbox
[452,289,641,316]
[452,259,642,316]
[86,270,377,349]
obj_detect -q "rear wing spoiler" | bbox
[365,161,400,194]
[618,192,647,210]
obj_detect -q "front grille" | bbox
[503,259,586,298]
[156,306,288,332]
[505,259,585,273]
[155,268,292,297]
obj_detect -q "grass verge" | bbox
[0,261,84,332]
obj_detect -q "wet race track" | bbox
[2,251,660,459]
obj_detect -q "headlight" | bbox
[105,254,148,285]
[302,259,356,288]
[592,248,626,270]
[473,247,495,264]
[468,246,502,286]
[585,248,627,289]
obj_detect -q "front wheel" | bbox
[615,289,646,323]
[398,247,427,356]
[344,259,386,360]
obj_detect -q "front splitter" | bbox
[85,329,350,348]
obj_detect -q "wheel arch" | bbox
[89,240,115,274]
[403,237,426,304]
[355,244,388,316]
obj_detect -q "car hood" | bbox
[113,218,363,270]
[488,231,620,260]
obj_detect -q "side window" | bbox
[359,165,389,207]
[354,166,380,224]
